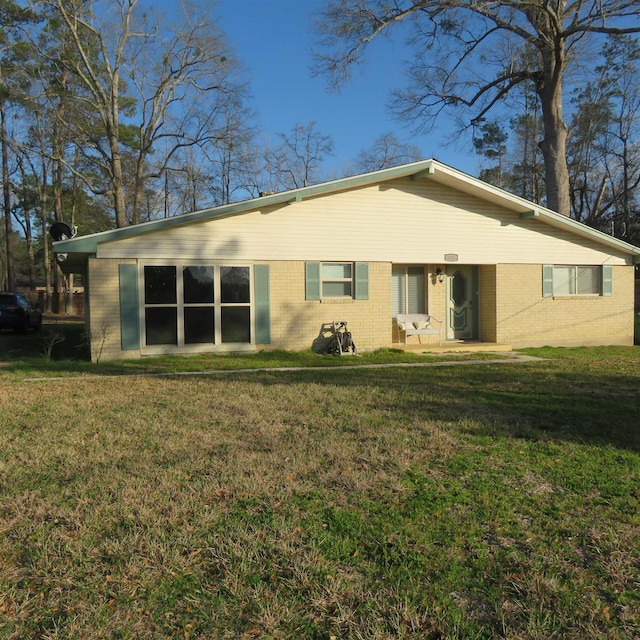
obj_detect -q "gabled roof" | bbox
[53,158,640,272]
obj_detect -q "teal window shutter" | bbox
[602,265,613,297]
[254,264,271,344]
[119,264,140,350]
[542,265,554,298]
[305,262,320,300]
[355,262,369,300]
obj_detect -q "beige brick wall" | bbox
[84,258,634,361]
[86,259,396,361]
[266,261,392,351]
[495,264,635,347]
[478,265,498,343]
[87,258,140,362]
[424,267,446,344]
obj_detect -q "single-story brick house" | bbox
[53,159,640,362]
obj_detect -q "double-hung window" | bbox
[144,266,180,345]
[543,265,612,297]
[321,263,353,298]
[220,266,251,343]
[305,262,369,300]
[183,266,215,344]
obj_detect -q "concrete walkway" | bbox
[26,352,544,382]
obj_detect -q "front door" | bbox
[446,265,478,340]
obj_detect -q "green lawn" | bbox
[0,326,638,639]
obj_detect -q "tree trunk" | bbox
[19,171,36,290]
[131,153,146,226]
[528,8,571,217]
[112,156,127,228]
[538,87,571,216]
[109,113,127,227]
[39,180,52,313]
[1,97,14,290]
[64,272,72,316]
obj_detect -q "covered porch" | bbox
[393,262,492,348]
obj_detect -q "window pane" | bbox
[145,307,177,345]
[184,266,214,303]
[452,272,467,306]
[407,267,425,314]
[577,266,599,294]
[221,267,250,303]
[553,266,575,295]
[322,281,352,297]
[144,266,176,304]
[221,306,251,343]
[322,263,351,279]
[184,307,214,344]
[392,266,406,316]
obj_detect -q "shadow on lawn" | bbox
[3,324,638,452]
[263,363,640,452]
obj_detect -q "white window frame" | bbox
[543,264,612,298]
[321,262,354,298]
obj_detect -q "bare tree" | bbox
[0,0,35,290]
[264,122,334,191]
[313,0,640,216]
[34,0,245,227]
[161,97,259,213]
[123,7,247,224]
[567,35,640,241]
[355,132,421,173]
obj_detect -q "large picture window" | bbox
[143,264,251,348]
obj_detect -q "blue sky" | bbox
[216,0,478,177]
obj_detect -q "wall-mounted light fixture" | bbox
[435,267,444,283]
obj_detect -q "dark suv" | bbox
[0,292,43,333]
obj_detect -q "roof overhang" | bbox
[54,251,91,274]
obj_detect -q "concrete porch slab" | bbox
[391,341,513,354]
